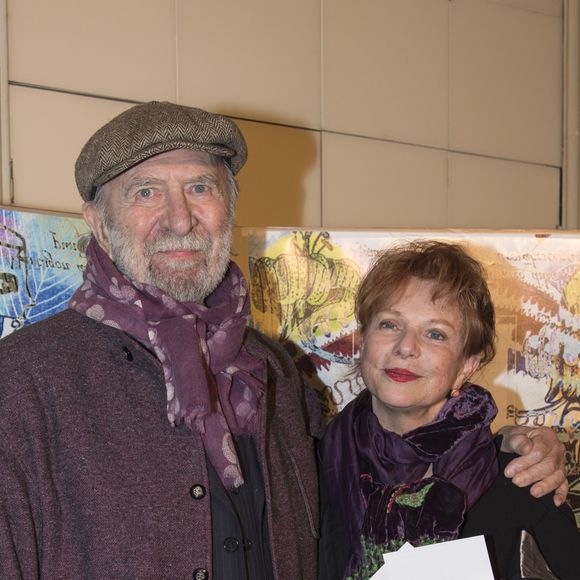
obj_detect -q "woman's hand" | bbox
[499,425,568,506]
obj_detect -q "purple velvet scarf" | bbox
[319,384,499,576]
[69,238,265,488]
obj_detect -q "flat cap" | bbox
[75,101,247,201]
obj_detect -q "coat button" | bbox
[190,484,206,499]
[223,537,239,552]
[192,569,209,580]
[121,346,133,361]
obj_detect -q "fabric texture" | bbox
[0,310,319,579]
[319,384,499,577]
[70,239,264,489]
[75,101,247,200]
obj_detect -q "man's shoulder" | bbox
[0,309,122,367]
[243,327,297,378]
[0,311,90,419]
[1,310,92,351]
[244,328,323,436]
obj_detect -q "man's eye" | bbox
[137,188,153,199]
[193,184,208,194]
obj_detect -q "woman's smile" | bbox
[384,368,421,382]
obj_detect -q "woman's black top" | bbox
[319,450,580,580]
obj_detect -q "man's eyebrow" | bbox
[184,174,220,185]
[124,176,164,191]
[126,174,220,187]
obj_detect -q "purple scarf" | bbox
[69,238,265,488]
[319,384,499,576]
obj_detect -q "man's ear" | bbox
[82,202,112,258]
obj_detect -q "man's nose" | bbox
[394,329,420,358]
[161,191,196,235]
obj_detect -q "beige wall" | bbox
[1,0,564,230]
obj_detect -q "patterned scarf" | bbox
[69,238,265,488]
[319,384,499,578]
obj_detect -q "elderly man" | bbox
[0,102,568,580]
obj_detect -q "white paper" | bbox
[369,536,495,580]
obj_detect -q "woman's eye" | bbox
[428,330,446,341]
[378,320,397,330]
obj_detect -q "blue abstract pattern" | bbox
[0,209,88,338]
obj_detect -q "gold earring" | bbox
[450,387,461,398]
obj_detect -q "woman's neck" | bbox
[372,398,447,435]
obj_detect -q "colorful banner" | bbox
[245,228,580,527]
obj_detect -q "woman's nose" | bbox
[394,329,420,358]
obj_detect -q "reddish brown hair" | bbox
[357,240,496,367]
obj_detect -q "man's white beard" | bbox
[106,221,233,304]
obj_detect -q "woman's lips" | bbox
[385,368,421,382]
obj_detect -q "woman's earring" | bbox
[450,387,461,398]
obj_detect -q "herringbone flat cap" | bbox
[75,101,247,201]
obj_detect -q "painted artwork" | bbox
[0,208,88,338]
[245,228,580,527]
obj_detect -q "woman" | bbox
[319,240,579,580]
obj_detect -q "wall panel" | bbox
[322,133,448,228]
[177,0,321,128]
[450,0,562,166]
[448,152,560,228]
[7,0,177,102]
[235,120,321,227]
[323,0,449,149]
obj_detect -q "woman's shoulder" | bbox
[468,452,571,522]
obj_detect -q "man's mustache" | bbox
[143,233,211,257]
